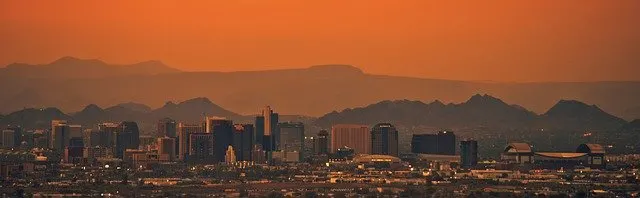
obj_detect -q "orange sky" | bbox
[1,0,639,82]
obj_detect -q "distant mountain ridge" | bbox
[0,56,180,79]
[1,57,639,121]
[316,94,628,131]
[0,97,242,130]
[0,95,631,136]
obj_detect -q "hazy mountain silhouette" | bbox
[619,119,640,133]
[538,100,628,131]
[1,57,639,121]
[0,107,71,129]
[114,102,152,113]
[0,56,180,79]
[150,97,244,122]
[316,95,627,131]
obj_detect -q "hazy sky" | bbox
[1,1,639,82]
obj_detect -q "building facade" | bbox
[331,124,371,154]
[370,123,399,156]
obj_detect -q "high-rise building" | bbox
[370,123,399,156]
[460,140,478,168]
[232,124,254,161]
[7,126,22,147]
[206,117,233,162]
[178,123,203,161]
[255,116,265,147]
[225,145,236,164]
[114,121,140,159]
[251,144,266,164]
[64,137,84,164]
[189,133,214,163]
[157,137,176,161]
[411,131,456,155]
[68,125,83,138]
[331,124,371,154]
[277,122,304,159]
[157,118,177,138]
[317,130,329,154]
[1,129,15,148]
[256,106,279,151]
[50,120,70,153]
[97,122,119,147]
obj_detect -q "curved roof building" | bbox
[504,143,533,154]
[353,154,402,164]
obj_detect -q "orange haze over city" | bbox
[1,0,639,82]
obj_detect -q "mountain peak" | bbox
[81,104,103,112]
[307,64,363,74]
[50,56,105,66]
[466,94,505,105]
[181,97,213,105]
[545,100,599,116]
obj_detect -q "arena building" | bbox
[501,143,605,169]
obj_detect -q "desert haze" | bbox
[0,57,639,120]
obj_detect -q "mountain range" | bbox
[0,94,632,134]
[315,94,628,132]
[0,57,639,121]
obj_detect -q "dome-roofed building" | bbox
[352,154,403,169]
[501,143,606,169]
[501,143,534,164]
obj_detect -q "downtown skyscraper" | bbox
[371,123,399,156]
[255,106,278,151]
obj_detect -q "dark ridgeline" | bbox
[460,140,478,168]
[315,94,630,132]
[1,57,639,122]
[411,131,456,155]
[232,124,254,161]
[317,130,329,155]
[370,123,399,156]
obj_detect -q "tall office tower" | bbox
[114,121,140,159]
[189,133,214,163]
[437,131,456,155]
[277,122,305,159]
[330,124,371,154]
[50,120,70,152]
[256,106,279,151]
[68,125,83,138]
[317,130,329,154]
[7,126,22,147]
[1,130,15,148]
[205,117,234,162]
[157,118,177,138]
[254,116,265,147]
[251,144,266,164]
[225,145,236,164]
[157,137,176,161]
[82,129,96,147]
[232,124,254,161]
[97,122,119,147]
[178,123,204,161]
[411,131,456,155]
[460,140,478,168]
[304,136,316,159]
[64,137,85,164]
[370,123,399,156]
